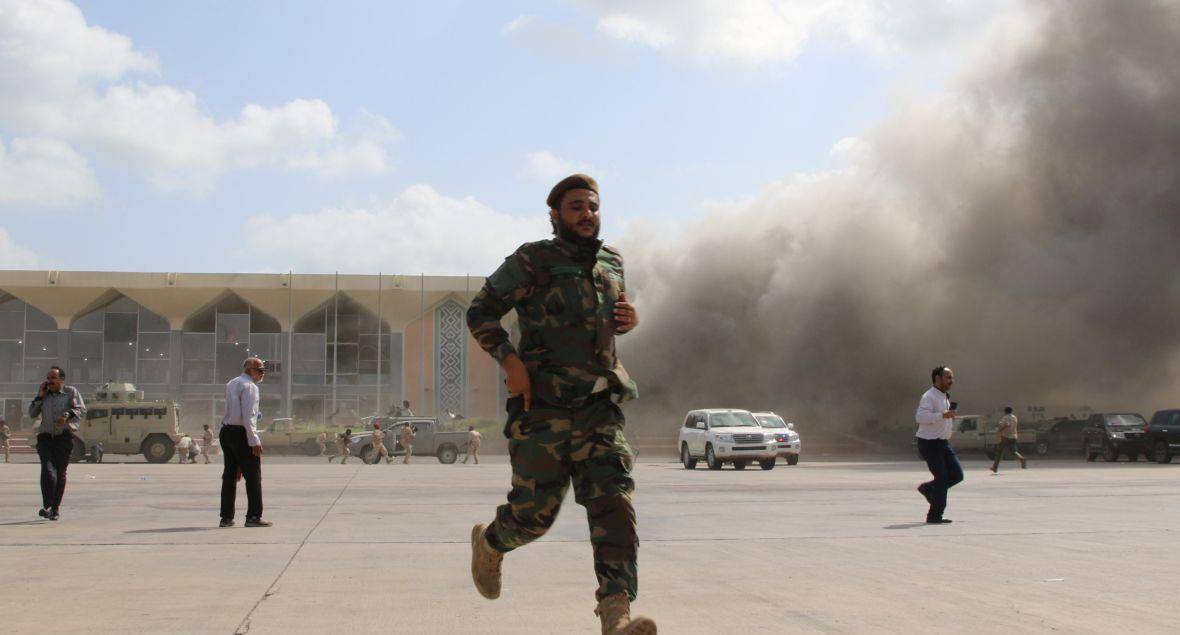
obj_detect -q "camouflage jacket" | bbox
[467,237,638,407]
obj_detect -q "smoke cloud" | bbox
[621,0,1180,437]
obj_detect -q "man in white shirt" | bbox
[915,366,964,524]
[219,357,272,528]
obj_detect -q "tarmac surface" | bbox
[1,453,1177,634]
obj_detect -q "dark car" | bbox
[1143,409,1180,464]
[1083,413,1149,462]
[1033,418,1087,456]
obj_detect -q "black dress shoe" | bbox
[38,508,50,519]
[926,518,952,524]
[48,509,60,521]
[219,518,234,528]
[245,517,273,528]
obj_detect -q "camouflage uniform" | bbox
[467,236,640,602]
[370,428,392,464]
[1,423,10,463]
[201,428,214,464]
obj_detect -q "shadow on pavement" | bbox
[124,527,216,534]
[884,522,928,530]
[0,520,47,526]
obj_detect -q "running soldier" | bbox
[466,174,653,634]
[370,422,392,464]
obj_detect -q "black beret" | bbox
[547,173,599,210]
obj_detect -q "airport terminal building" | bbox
[0,270,505,431]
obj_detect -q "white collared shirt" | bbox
[915,386,952,440]
[221,373,261,447]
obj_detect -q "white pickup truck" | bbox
[949,415,1036,458]
[678,409,780,471]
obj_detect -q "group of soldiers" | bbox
[174,424,214,464]
[321,422,420,464]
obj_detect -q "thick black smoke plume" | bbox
[620,1,1180,439]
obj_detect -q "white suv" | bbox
[678,409,779,470]
[753,411,801,465]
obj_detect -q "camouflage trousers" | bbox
[484,395,638,601]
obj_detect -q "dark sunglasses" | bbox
[250,367,267,374]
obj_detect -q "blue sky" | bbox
[0,0,1009,275]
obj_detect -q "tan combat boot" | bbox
[470,523,503,599]
[595,593,657,635]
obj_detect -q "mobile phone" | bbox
[950,401,959,411]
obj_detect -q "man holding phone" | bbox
[28,366,86,520]
[218,357,271,528]
[915,366,964,524]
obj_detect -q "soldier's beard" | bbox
[554,218,601,246]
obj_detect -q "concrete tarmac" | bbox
[1,455,1176,634]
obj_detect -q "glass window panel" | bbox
[182,360,214,384]
[248,333,278,361]
[182,333,215,360]
[329,343,358,374]
[138,332,171,359]
[0,340,21,382]
[24,331,58,358]
[293,332,325,384]
[250,309,280,333]
[138,307,170,333]
[69,331,102,359]
[216,295,250,314]
[103,313,137,383]
[334,313,360,343]
[136,358,169,385]
[0,310,23,339]
[217,342,249,383]
[216,314,249,344]
[25,360,57,383]
[71,356,104,384]
[358,334,378,361]
[185,308,215,333]
[72,309,104,332]
[0,298,24,311]
[295,306,326,334]
[26,306,56,331]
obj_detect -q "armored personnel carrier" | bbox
[74,382,181,463]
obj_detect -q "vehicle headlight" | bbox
[764,433,776,442]
[1110,432,1124,439]
[717,434,733,442]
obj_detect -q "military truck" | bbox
[74,382,181,463]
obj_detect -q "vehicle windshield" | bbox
[1105,414,1146,428]
[710,411,759,428]
[755,415,786,428]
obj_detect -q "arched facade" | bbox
[0,271,504,432]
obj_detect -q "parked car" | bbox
[1032,418,1088,456]
[1083,412,1148,462]
[1143,409,1180,464]
[347,418,468,464]
[677,409,779,471]
[752,411,801,465]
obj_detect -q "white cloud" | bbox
[565,0,1016,66]
[245,185,551,275]
[521,150,596,182]
[0,136,100,206]
[0,0,394,191]
[0,226,38,267]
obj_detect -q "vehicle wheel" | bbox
[1085,442,1097,462]
[705,444,722,470]
[681,443,697,469]
[69,437,86,463]
[142,435,175,463]
[1034,440,1050,456]
[787,454,800,466]
[1155,441,1173,464]
[303,438,321,456]
[733,460,748,470]
[437,445,458,464]
[758,459,776,470]
[1102,443,1119,462]
[359,447,373,464]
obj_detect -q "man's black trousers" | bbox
[36,432,72,510]
[220,426,263,521]
[916,437,963,521]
